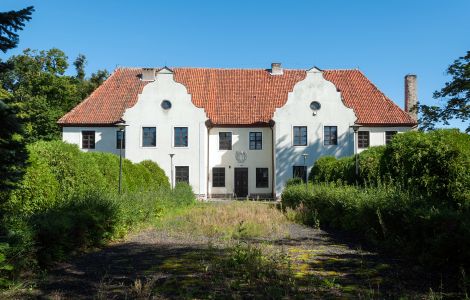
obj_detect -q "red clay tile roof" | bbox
[58,67,416,126]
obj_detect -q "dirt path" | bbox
[33,202,441,299]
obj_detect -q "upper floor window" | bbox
[174,127,188,147]
[219,132,232,150]
[358,131,370,148]
[116,131,125,149]
[249,132,262,150]
[212,167,225,187]
[175,166,189,184]
[82,131,95,149]
[256,168,269,188]
[142,127,156,147]
[385,131,397,145]
[324,126,338,145]
[293,126,307,146]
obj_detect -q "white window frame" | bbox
[172,125,189,149]
[140,125,157,148]
[291,125,308,147]
[323,125,338,147]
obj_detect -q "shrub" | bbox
[384,129,470,207]
[2,140,191,270]
[281,182,470,269]
[285,177,303,188]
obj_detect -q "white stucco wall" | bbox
[208,127,273,197]
[62,126,124,156]
[122,68,208,195]
[272,68,357,196]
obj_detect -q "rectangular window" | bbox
[256,168,269,188]
[219,132,232,150]
[174,127,188,147]
[293,166,307,183]
[324,126,338,145]
[175,166,189,184]
[249,132,262,150]
[358,131,370,148]
[385,131,397,145]
[293,126,307,146]
[212,167,225,187]
[116,131,125,149]
[81,131,95,149]
[142,127,156,147]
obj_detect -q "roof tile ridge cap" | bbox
[356,70,414,122]
[58,69,121,124]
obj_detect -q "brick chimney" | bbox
[141,68,156,81]
[271,63,283,75]
[404,74,418,123]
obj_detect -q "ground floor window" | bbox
[175,166,189,184]
[385,131,397,145]
[256,168,269,188]
[212,167,225,187]
[358,131,370,148]
[82,130,95,149]
[293,165,307,182]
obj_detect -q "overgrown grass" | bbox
[158,201,288,240]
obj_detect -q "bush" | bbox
[281,182,470,269]
[2,140,192,270]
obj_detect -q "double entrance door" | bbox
[234,168,248,198]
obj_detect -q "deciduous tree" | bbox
[420,51,470,132]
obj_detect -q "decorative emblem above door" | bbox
[235,151,247,163]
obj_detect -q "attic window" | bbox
[161,100,172,110]
[310,101,321,111]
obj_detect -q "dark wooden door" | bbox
[234,168,248,198]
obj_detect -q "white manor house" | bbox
[59,64,418,198]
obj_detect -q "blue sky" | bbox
[2,0,469,129]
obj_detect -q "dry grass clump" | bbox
[160,201,288,239]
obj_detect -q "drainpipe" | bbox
[206,121,211,200]
[270,121,276,199]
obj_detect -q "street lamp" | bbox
[115,119,128,194]
[302,153,309,189]
[169,153,175,189]
[350,124,361,177]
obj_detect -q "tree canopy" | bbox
[420,51,470,132]
[0,6,34,53]
[0,48,109,143]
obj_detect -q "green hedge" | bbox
[282,183,470,269]
[309,130,470,207]
[1,140,193,275]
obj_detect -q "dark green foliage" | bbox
[2,140,193,271]
[0,101,28,196]
[285,177,303,187]
[0,6,34,53]
[384,130,470,207]
[282,183,470,268]
[420,50,470,133]
[309,130,470,207]
[0,49,109,142]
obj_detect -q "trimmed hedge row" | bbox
[309,130,470,207]
[1,140,193,281]
[282,183,470,268]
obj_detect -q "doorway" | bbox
[234,168,248,197]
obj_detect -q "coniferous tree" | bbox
[0,6,34,53]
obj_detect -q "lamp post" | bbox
[350,125,361,177]
[169,154,175,189]
[115,120,128,195]
[302,153,309,189]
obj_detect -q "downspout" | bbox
[206,121,211,200]
[270,121,275,199]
